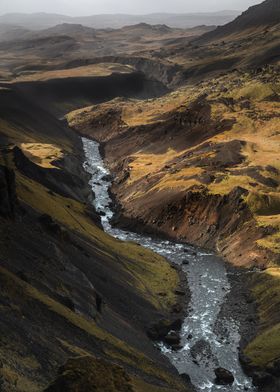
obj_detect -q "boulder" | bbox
[191,340,215,363]
[164,331,181,346]
[101,174,113,182]
[214,367,234,385]
[147,318,182,340]
[180,373,191,383]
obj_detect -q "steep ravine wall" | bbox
[64,56,186,88]
[90,141,280,390]
[11,70,168,117]
[110,185,275,269]
[0,85,191,392]
[69,112,280,391]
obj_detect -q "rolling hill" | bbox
[0,10,240,30]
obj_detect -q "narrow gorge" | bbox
[0,1,279,391]
[82,137,255,392]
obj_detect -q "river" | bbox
[82,137,255,392]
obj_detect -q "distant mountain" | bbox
[0,13,71,30]
[0,11,241,30]
[199,0,280,41]
[42,23,97,38]
[0,23,97,42]
[0,24,30,41]
[121,23,173,34]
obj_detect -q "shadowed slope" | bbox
[199,0,280,41]
[0,80,189,392]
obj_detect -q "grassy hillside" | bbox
[0,84,189,391]
[0,3,279,387]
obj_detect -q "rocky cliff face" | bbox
[68,70,280,269]
[68,65,280,388]
[115,186,273,268]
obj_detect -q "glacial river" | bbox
[82,137,255,392]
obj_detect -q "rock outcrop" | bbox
[0,165,16,218]
[214,368,234,385]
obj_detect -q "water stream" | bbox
[82,137,255,392]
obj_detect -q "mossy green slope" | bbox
[0,85,188,392]
[244,268,280,369]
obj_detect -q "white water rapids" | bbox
[82,137,255,392]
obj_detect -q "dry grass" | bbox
[128,149,181,183]
[20,143,63,168]
[68,71,280,213]
[244,267,280,367]
[0,266,184,390]
[13,63,135,82]
[16,171,179,311]
[121,89,195,127]
[228,81,278,101]
[151,168,202,192]
[0,365,41,392]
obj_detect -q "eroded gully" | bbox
[82,137,255,392]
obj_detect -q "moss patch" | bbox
[244,268,280,367]
[0,266,185,390]
[16,172,179,312]
[229,81,278,101]
[246,192,280,216]
[45,355,134,392]
[45,355,184,392]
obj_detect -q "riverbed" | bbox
[82,136,255,392]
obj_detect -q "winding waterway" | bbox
[82,137,255,392]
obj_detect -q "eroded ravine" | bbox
[82,137,255,392]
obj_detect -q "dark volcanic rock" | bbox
[191,340,218,367]
[181,373,191,383]
[164,331,181,346]
[191,340,211,359]
[214,367,234,385]
[101,174,113,182]
[0,165,16,218]
[147,318,182,340]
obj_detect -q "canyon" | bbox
[0,0,280,391]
